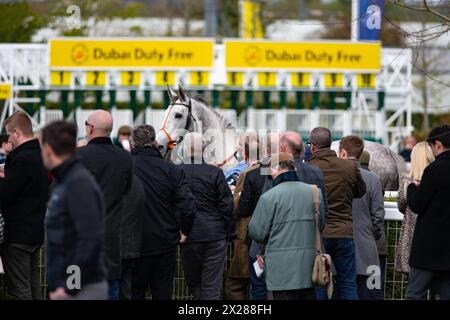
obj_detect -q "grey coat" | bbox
[352,166,385,275]
[249,179,325,291]
[250,158,328,258]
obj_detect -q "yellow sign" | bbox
[0,83,12,100]
[155,71,175,86]
[51,71,71,86]
[241,0,264,39]
[86,71,106,86]
[227,72,244,87]
[50,38,214,69]
[258,72,276,87]
[190,71,209,86]
[121,71,141,86]
[225,41,381,71]
[357,73,376,88]
[291,73,310,87]
[325,73,343,88]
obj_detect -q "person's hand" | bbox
[49,287,69,300]
[229,185,236,192]
[256,254,264,269]
[0,166,5,179]
[179,232,187,244]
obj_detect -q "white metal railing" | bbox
[111,108,133,138]
[241,108,380,140]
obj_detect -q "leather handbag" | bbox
[311,185,333,299]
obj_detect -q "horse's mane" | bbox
[192,95,234,130]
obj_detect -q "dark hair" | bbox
[41,121,77,156]
[132,125,156,148]
[279,160,296,171]
[310,127,332,149]
[0,134,8,145]
[427,125,450,148]
[339,135,365,159]
[4,111,33,137]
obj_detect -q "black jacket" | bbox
[132,147,195,256]
[46,156,106,293]
[78,137,132,280]
[237,162,268,219]
[179,160,234,243]
[0,139,49,246]
[407,150,450,271]
[120,174,145,260]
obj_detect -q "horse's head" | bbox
[156,86,197,158]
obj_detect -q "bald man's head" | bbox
[86,110,113,140]
[309,127,332,150]
[280,131,303,159]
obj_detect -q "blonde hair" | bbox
[404,141,435,193]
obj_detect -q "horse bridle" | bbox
[160,97,197,156]
[160,97,239,166]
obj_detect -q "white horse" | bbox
[155,86,240,172]
[331,140,408,191]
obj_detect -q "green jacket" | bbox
[248,171,325,291]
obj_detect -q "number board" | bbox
[325,73,343,88]
[257,72,277,87]
[227,72,244,87]
[190,71,209,86]
[51,71,71,86]
[291,73,310,88]
[155,71,175,86]
[357,73,376,89]
[86,71,106,86]
[121,71,141,86]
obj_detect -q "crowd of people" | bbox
[0,109,449,300]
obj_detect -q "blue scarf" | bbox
[273,170,299,188]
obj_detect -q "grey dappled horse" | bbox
[155,86,240,171]
[331,140,408,191]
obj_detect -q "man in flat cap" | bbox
[248,152,325,300]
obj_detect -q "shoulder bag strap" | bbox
[311,184,321,254]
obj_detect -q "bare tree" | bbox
[391,0,449,22]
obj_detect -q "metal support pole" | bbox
[129,90,137,119]
[328,92,336,109]
[144,90,151,109]
[312,91,320,109]
[279,90,287,109]
[95,90,103,109]
[296,91,304,109]
[231,91,239,110]
[263,91,270,109]
[246,90,254,109]
[212,90,220,108]
[109,90,117,109]
[61,90,69,118]
[204,0,217,37]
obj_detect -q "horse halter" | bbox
[160,97,197,153]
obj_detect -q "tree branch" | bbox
[391,0,450,22]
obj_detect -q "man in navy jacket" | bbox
[42,121,107,300]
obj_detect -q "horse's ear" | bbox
[167,85,177,103]
[178,85,188,103]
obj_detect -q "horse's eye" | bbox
[174,113,183,119]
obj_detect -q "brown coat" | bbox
[227,163,259,278]
[308,149,366,238]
